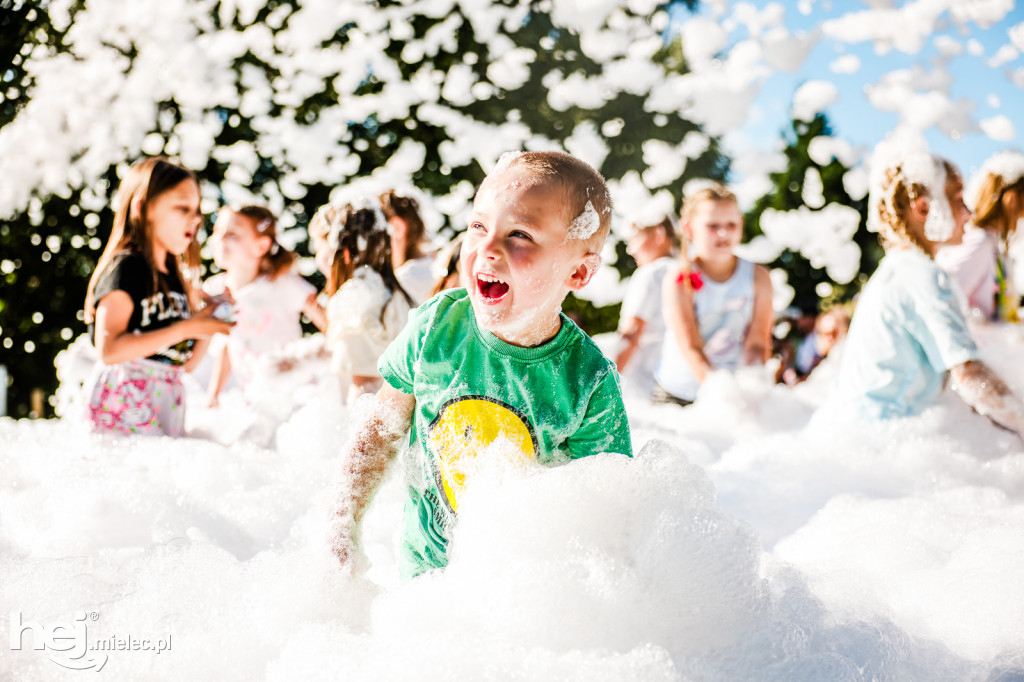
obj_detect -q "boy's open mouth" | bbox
[476,273,509,302]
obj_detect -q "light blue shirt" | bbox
[835,249,979,418]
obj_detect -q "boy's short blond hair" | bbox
[494,150,613,253]
[680,183,738,224]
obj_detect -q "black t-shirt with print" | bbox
[89,251,194,366]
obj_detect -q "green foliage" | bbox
[744,114,882,312]
[1,0,93,417]
[0,0,726,417]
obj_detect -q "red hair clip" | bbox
[676,271,704,291]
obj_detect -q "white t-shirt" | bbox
[327,266,412,377]
[618,256,673,390]
[935,226,998,320]
[204,272,315,384]
[395,256,436,306]
[834,249,979,418]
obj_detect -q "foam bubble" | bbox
[867,130,954,243]
[966,150,1024,209]
[5,324,1024,679]
[567,200,600,240]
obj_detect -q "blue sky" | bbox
[678,1,1024,178]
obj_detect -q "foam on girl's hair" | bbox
[309,198,410,304]
[313,197,391,258]
[625,193,677,236]
[977,151,1024,187]
[868,131,955,245]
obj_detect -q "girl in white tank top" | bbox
[654,184,774,405]
[655,258,755,401]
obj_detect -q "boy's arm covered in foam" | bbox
[662,266,713,381]
[743,265,774,365]
[330,383,416,566]
[950,360,1024,437]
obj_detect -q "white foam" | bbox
[966,150,1024,209]
[10,262,1024,680]
[868,130,954,242]
[567,200,601,240]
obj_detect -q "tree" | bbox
[1,0,100,417]
[0,0,725,417]
[743,113,882,314]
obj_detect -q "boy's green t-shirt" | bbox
[378,289,633,577]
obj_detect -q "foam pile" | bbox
[2,325,1023,679]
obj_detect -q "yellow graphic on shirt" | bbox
[427,396,537,514]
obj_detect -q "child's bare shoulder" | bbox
[752,263,772,287]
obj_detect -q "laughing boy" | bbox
[331,151,633,578]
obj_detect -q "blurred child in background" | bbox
[792,306,850,382]
[833,134,1024,436]
[309,200,414,404]
[380,190,435,305]
[429,235,463,298]
[654,184,774,406]
[83,157,232,436]
[614,212,676,396]
[936,150,1024,322]
[203,205,325,407]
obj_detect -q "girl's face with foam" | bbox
[209,210,270,272]
[685,199,742,263]
[462,169,596,347]
[148,178,201,262]
[903,173,970,254]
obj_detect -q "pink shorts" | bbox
[85,358,185,436]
